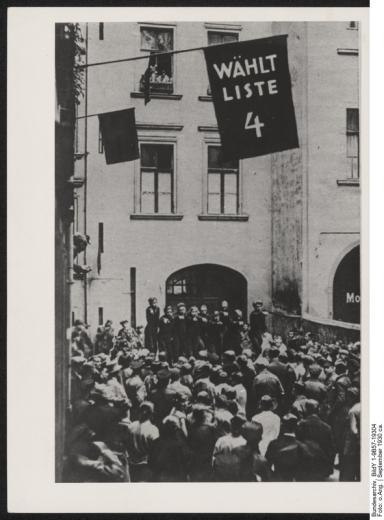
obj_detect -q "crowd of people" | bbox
[65,297,361,483]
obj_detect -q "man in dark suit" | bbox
[172,302,188,358]
[208,310,225,357]
[267,348,296,413]
[296,399,335,474]
[199,304,210,347]
[145,297,160,353]
[219,300,231,350]
[187,305,205,356]
[265,413,301,481]
[158,305,175,363]
[249,300,267,356]
[228,309,246,356]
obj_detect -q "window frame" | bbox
[205,29,239,97]
[138,141,176,215]
[346,107,359,180]
[204,141,241,216]
[138,24,176,95]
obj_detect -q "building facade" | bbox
[55,23,77,481]
[71,21,360,341]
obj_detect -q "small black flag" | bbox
[142,54,156,105]
[98,108,140,165]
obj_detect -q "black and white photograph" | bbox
[54,19,362,485]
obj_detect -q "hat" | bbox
[196,391,212,406]
[151,360,162,371]
[169,367,180,378]
[208,352,220,364]
[180,363,192,375]
[254,357,268,368]
[335,360,347,370]
[140,401,154,413]
[260,394,274,405]
[198,363,211,377]
[253,300,263,305]
[157,368,171,380]
[231,414,247,429]
[74,319,85,327]
[282,413,299,427]
[177,302,186,309]
[242,421,263,443]
[178,356,188,364]
[198,350,208,360]
[71,355,86,366]
[223,350,236,360]
[120,320,129,326]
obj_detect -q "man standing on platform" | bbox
[173,302,188,358]
[158,305,175,363]
[145,297,160,354]
[249,300,268,357]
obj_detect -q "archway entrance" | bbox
[333,245,360,324]
[166,264,247,316]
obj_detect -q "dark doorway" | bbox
[333,245,360,324]
[166,264,247,316]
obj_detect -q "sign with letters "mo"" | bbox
[204,34,299,160]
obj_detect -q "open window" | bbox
[139,26,174,95]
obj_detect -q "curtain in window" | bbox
[141,28,173,51]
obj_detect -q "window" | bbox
[166,271,197,296]
[98,223,104,253]
[139,26,174,94]
[140,144,174,214]
[346,108,359,178]
[207,146,239,215]
[99,23,104,40]
[206,31,238,96]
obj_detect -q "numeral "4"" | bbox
[245,112,265,138]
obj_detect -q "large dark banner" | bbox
[204,34,299,159]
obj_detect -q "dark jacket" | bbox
[268,360,295,395]
[265,433,302,481]
[297,414,335,469]
[172,315,188,356]
[158,315,174,348]
[249,310,267,335]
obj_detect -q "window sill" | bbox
[337,48,358,55]
[198,214,249,222]
[198,95,213,102]
[130,213,184,221]
[336,179,360,187]
[131,92,183,101]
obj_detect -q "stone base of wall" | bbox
[270,310,360,345]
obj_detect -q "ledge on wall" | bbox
[337,48,358,55]
[337,178,360,187]
[302,312,360,331]
[198,214,249,222]
[136,123,183,131]
[130,92,183,101]
[130,213,184,221]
